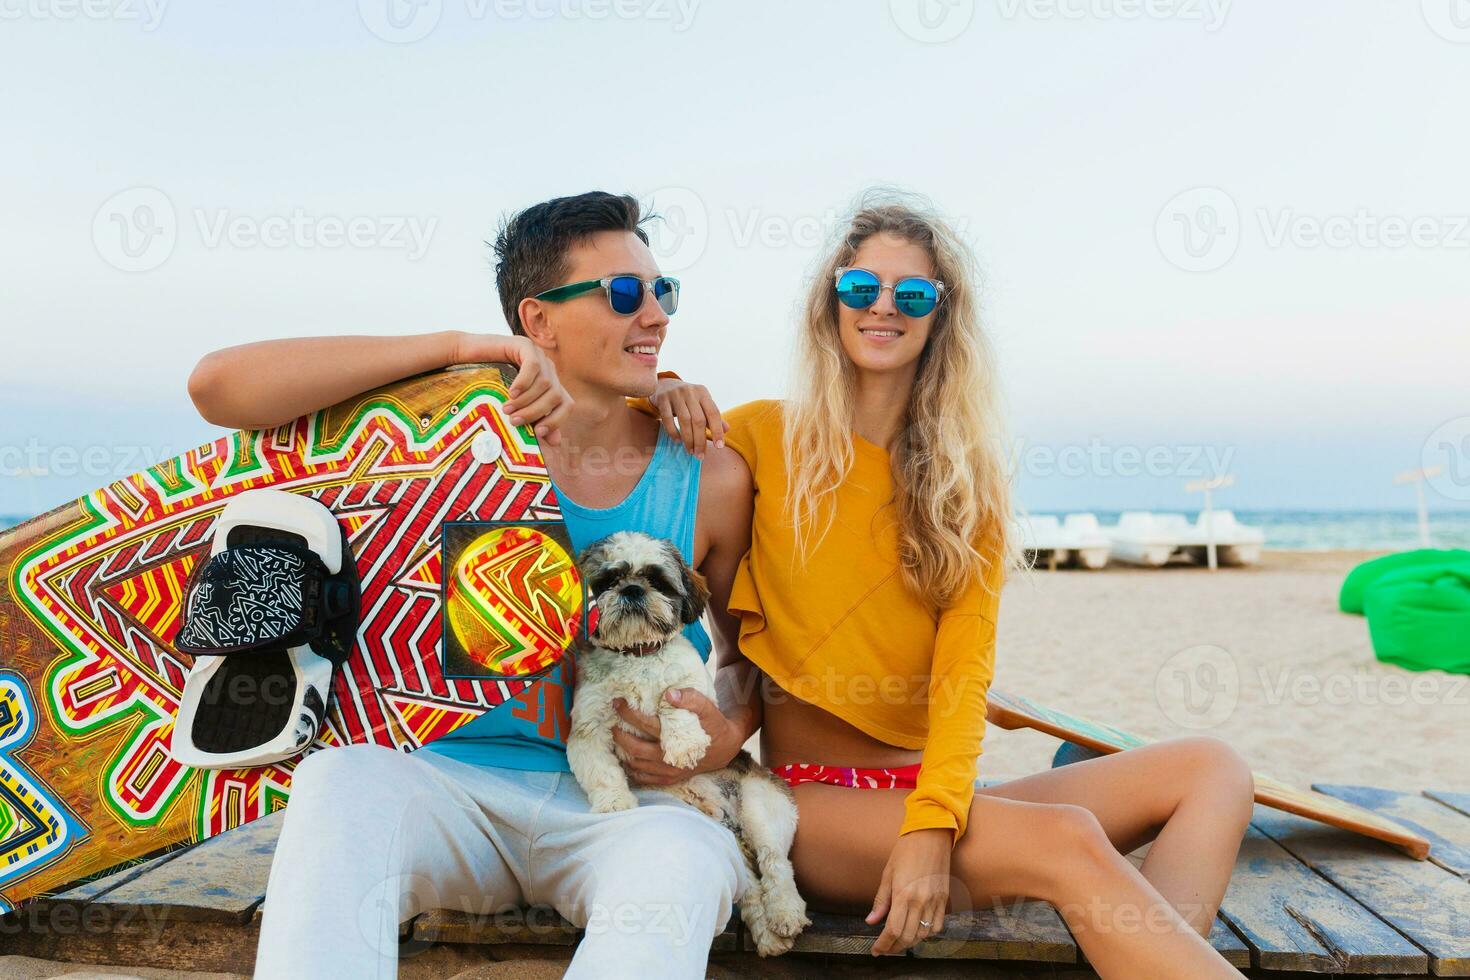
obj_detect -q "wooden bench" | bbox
[5,782,1469,978]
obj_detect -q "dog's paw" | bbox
[588,788,638,813]
[660,726,711,770]
[763,892,810,942]
[748,918,799,958]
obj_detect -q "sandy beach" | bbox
[983,549,1469,794]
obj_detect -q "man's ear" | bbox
[517,298,558,351]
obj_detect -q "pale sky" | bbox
[3,1,1469,517]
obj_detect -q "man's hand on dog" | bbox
[612,689,743,785]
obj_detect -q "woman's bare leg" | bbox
[790,776,1243,978]
[976,736,1255,936]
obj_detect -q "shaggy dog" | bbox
[566,531,810,956]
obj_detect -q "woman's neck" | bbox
[850,364,917,452]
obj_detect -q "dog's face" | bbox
[577,531,709,650]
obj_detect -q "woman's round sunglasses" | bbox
[834,267,944,319]
[534,275,680,316]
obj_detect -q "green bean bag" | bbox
[1363,562,1470,673]
[1339,548,1470,614]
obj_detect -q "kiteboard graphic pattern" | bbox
[443,523,582,679]
[0,365,563,910]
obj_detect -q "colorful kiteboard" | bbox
[0,363,582,912]
[986,688,1432,859]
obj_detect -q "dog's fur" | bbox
[566,531,810,956]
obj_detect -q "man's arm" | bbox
[697,446,762,744]
[187,331,572,442]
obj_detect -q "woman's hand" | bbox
[867,828,953,956]
[650,377,729,458]
[454,333,573,446]
[610,688,745,785]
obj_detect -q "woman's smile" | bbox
[856,325,906,343]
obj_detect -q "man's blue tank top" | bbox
[423,426,710,771]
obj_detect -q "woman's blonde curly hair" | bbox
[783,189,1014,606]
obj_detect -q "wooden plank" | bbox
[413,906,581,947]
[83,812,286,924]
[0,916,261,974]
[1217,822,1427,974]
[1426,790,1470,819]
[1253,805,1470,976]
[912,900,1076,962]
[784,910,885,956]
[1315,785,1470,879]
[412,905,740,953]
[1207,917,1252,969]
[41,841,198,905]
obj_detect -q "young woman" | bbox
[620,194,1253,978]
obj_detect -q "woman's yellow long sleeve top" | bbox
[722,399,1004,839]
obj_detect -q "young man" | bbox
[187,192,761,979]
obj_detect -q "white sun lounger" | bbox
[1016,514,1069,569]
[1015,514,1112,570]
[1190,510,1265,566]
[1062,513,1111,569]
[1104,511,1179,567]
[1105,511,1265,567]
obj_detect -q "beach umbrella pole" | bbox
[1186,475,1234,570]
[1394,466,1441,549]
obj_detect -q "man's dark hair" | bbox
[492,191,649,335]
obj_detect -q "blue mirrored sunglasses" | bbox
[535,275,680,316]
[834,267,944,319]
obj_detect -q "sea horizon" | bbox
[6,507,1470,552]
